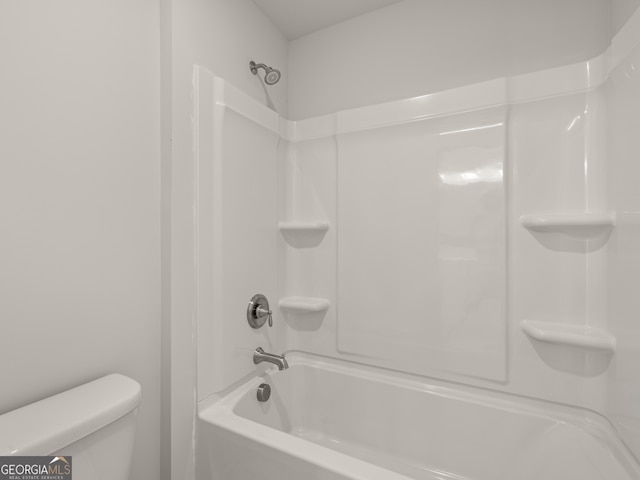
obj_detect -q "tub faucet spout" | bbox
[253,347,289,370]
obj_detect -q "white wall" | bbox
[0,2,161,480]
[170,1,288,478]
[160,0,172,478]
[613,0,640,33]
[288,0,611,120]
[604,39,640,459]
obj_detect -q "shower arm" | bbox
[250,61,268,75]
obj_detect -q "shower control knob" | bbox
[247,294,273,329]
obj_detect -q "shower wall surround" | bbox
[194,5,640,466]
[336,106,506,382]
[170,1,289,477]
[194,75,280,398]
[604,35,640,456]
[275,75,610,402]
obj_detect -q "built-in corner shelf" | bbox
[278,221,330,248]
[279,296,330,314]
[521,320,616,352]
[279,221,330,234]
[521,212,615,236]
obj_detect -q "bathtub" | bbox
[197,353,640,480]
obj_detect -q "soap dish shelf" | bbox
[279,221,329,248]
[521,213,615,236]
[279,296,330,314]
[521,320,616,352]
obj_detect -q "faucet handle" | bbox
[256,306,273,327]
[247,294,273,329]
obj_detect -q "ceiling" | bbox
[251,0,405,40]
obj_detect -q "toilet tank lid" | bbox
[0,374,141,456]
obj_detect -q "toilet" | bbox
[0,374,141,480]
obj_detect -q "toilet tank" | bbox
[0,374,142,480]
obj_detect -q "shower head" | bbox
[250,60,281,85]
[264,68,281,85]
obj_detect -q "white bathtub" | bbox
[197,353,639,480]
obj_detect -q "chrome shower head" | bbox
[264,68,281,85]
[250,60,281,85]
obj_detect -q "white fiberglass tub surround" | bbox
[194,7,640,480]
[198,354,639,480]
